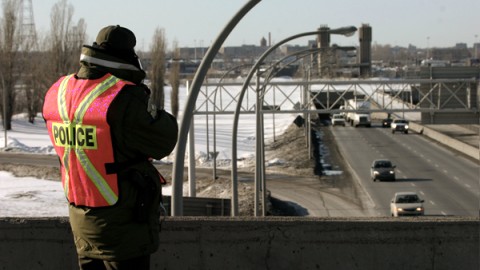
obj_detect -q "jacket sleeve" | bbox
[108,85,178,161]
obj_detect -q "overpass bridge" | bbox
[196,78,479,120]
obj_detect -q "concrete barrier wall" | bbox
[409,122,479,160]
[1,217,478,270]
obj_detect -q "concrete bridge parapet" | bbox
[1,217,478,270]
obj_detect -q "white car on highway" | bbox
[391,119,409,134]
[390,192,425,217]
[331,113,346,126]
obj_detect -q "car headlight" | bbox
[405,125,409,129]
[397,207,404,212]
[373,171,379,175]
[416,207,423,212]
[389,170,395,174]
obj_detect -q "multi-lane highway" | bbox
[1,122,478,218]
[331,123,479,217]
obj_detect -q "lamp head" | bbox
[330,26,357,37]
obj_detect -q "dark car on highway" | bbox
[370,159,396,181]
[382,118,393,128]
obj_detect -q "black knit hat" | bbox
[94,25,141,68]
[95,25,136,51]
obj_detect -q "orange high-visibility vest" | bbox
[43,74,133,207]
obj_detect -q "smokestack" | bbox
[268,32,271,46]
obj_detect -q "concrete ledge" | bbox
[1,217,478,270]
[409,122,479,161]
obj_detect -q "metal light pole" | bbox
[212,64,253,180]
[255,46,351,215]
[1,77,7,148]
[231,26,357,216]
[187,81,196,197]
[475,34,479,59]
[426,36,430,59]
[171,0,261,216]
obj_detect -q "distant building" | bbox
[260,37,267,47]
[455,43,468,50]
[219,45,268,60]
[358,24,372,77]
[431,47,470,63]
[473,43,480,59]
[280,44,309,55]
[163,24,476,79]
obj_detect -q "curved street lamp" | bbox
[212,64,253,180]
[250,47,342,216]
[230,26,357,216]
[171,0,261,216]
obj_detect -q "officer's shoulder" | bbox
[120,84,150,100]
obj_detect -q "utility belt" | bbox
[106,158,166,223]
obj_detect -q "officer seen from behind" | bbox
[43,25,178,270]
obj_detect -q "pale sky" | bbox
[24,0,480,50]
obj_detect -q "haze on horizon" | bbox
[22,0,480,50]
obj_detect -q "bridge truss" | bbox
[194,78,479,115]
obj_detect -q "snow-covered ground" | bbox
[0,80,299,217]
[0,171,68,217]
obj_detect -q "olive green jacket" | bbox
[64,45,178,260]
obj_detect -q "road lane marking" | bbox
[441,211,447,216]
[443,169,448,174]
[465,184,471,188]
[419,191,425,195]
[430,200,436,205]
[454,176,459,181]
[410,183,416,187]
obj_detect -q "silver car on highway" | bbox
[390,192,425,217]
[391,119,409,134]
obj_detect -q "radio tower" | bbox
[19,0,38,51]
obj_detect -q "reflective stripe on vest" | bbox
[44,73,131,207]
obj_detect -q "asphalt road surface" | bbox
[331,123,479,217]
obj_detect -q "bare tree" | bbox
[24,57,41,123]
[372,43,393,64]
[17,4,40,124]
[20,0,86,124]
[169,40,180,117]
[149,27,167,109]
[48,0,85,78]
[23,35,48,124]
[0,0,22,130]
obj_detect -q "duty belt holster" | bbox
[130,170,157,223]
[105,158,164,222]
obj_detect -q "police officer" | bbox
[43,25,178,270]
